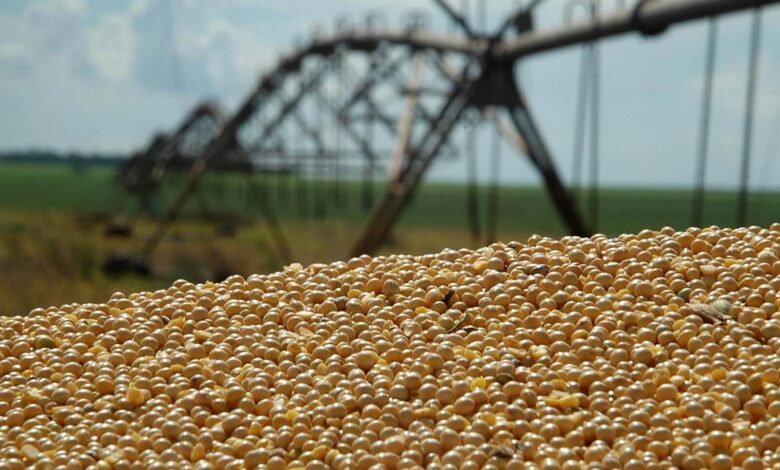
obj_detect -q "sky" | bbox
[0,0,779,189]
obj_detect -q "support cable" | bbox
[461,0,481,243]
[737,8,762,227]
[461,0,472,33]
[295,105,309,217]
[466,119,481,242]
[587,1,601,232]
[486,118,502,245]
[565,0,594,207]
[334,51,345,207]
[314,67,327,219]
[363,94,375,211]
[277,123,290,204]
[756,105,780,219]
[254,110,270,203]
[692,18,718,228]
[571,46,590,202]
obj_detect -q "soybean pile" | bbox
[3,225,780,470]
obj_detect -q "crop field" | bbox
[3,161,780,233]
[1,160,778,315]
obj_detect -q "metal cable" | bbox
[755,104,780,220]
[363,79,375,212]
[587,1,600,232]
[334,52,344,208]
[692,18,718,228]
[571,42,592,205]
[466,119,481,242]
[737,8,762,227]
[277,124,290,205]
[161,0,185,95]
[295,105,308,218]
[486,119,502,244]
[314,66,327,219]
[477,0,486,34]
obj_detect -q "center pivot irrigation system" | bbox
[117,0,778,269]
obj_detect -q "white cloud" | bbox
[0,44,32,76]
[708,58,780,122]
[0,0,778,193]
[172,15,274,99]
[0,0,276,94]
[85,13,136,82]
[0,0,281,151]
[23,0,88,52]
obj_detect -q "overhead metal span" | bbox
[305,30,487,56]
[259,30,483,90]
[120,101,222,187]
[128,0,780,262]
[494,0,780,61]
[264,0,780,71]
[133,29,479,265]
[275,0,780,68]
[190,29,480,187]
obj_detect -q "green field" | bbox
[0,160,778,315]
[1,161,779,236]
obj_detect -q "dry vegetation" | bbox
[0,211,536,316]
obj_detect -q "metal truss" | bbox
[129,0,778,261]
[120,101,293,263]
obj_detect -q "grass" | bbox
[0,160,778,315]
[2,160,780,234]
[0,162,121,212]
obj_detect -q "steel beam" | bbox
[504,88,589,236]
[430,49,588,238]
[431,0,476,38]
[123,134,170,190]
[311,92,383,166]
[122,103,225,219]
[483,108,529,157]
[246,44,463,174]
[337,52,408,122]
[388,52,427,187]
[434,55,530,156]
[150,103,224,182]
[253,56,394,169]
[252,64,330,147]
[269,0,779,68]
[494,0,779,61]
[359,91,462,160]
[335,55,433,147]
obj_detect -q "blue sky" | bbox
[0,0,779,189]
